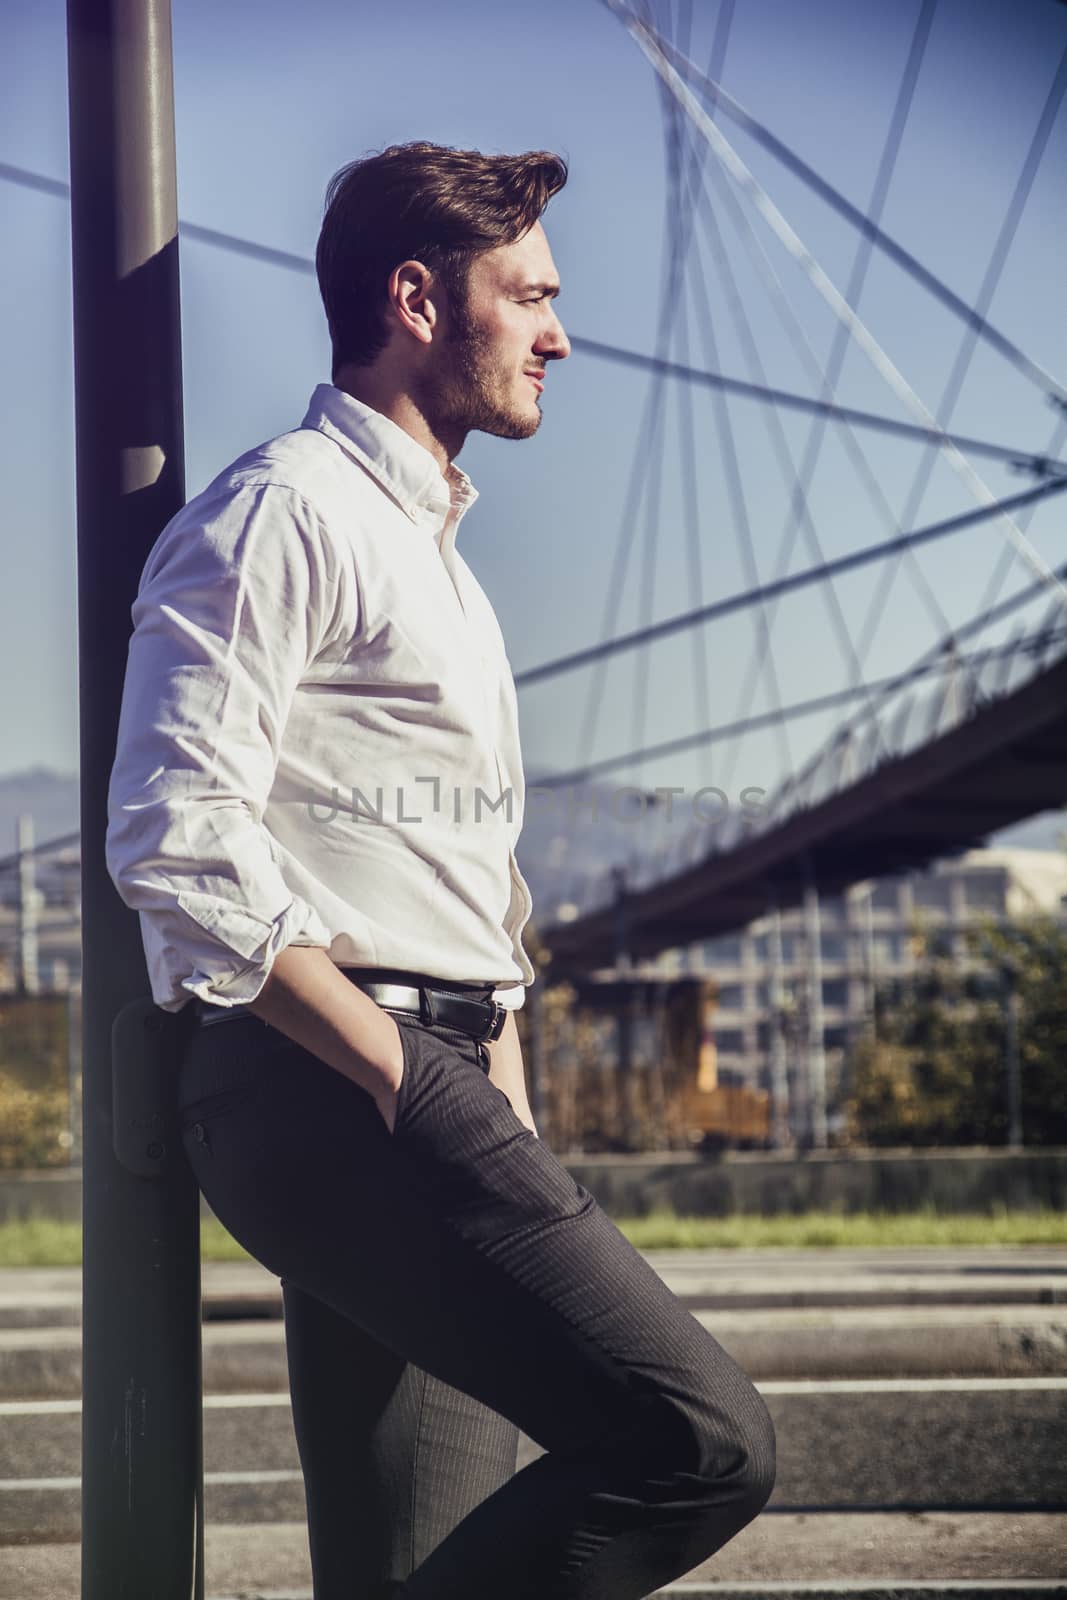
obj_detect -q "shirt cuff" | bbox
[176,893,334,1009]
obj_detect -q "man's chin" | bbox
[436,391,541,442]
[485,404,541,441]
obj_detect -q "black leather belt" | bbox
[347,980,508,1043]
[194,969,508,1044]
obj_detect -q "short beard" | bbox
[418,289,540,444]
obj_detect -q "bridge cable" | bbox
[752,410,1066,818]
[605,0,1067,606]
[564,337,1064,469]
[634,0,777,883]
[674,34,940,791]
[591,14,1067,406]
[554,0,731,904]
[550,0,708,907]
[704,0,941,797]
[514,479,1066,688]
[632,0,684,797]
[530,603,1067,790]
[978,411,1067,619]
[852,34,1067,664]
[666,0,798,793]
[784,424,1067,805]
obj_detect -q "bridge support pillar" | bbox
[802,873,829,1149]
[767,901,792,1148]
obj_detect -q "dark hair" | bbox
[316,141,568,377]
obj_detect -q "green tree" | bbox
[844,913,1067,1147]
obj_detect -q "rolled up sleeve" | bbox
[105,481,338,1011]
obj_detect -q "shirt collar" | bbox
[301,383,478,535]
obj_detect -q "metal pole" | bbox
[66,4,203,1596]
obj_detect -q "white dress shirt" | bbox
[106,383,536,1013]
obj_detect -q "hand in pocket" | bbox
[372,1016,408,1135]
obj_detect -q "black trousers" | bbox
[177,1006,775,1599]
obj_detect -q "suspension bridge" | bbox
[530,2,1067,972]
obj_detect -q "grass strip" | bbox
[0,1205,1065,1267]
[616,1203,1067,1250]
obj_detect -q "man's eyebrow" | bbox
[513,281,561,298]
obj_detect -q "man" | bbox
[106,141,775,1599]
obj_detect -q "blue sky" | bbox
[2,0,1065,868]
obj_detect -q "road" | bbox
[0,1247,1064,1598]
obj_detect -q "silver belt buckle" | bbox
[485,1001,507,1043]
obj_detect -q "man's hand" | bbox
[246,947,405,1132]
[373,1064,402,1135]
[244,949,534,1139]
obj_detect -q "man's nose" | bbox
[537,310,570,361]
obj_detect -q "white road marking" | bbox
[0,1393,293,1415]
[0,1468,303,1491]
[3,1377,1066,1419]
[658,1586,1067,1595]
[757,1377,1067,1394]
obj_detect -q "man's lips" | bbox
[525,371,545,394]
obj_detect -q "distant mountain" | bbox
[1,764,1063,913]
[0,763,651,913]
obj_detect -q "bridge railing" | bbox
[558,620,1067,922]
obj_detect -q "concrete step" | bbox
[0,1513,1064,1597]
[3,1249,1066,1331]
[4,1305,1067,1401]
[2,1381,1065,1542]
[645,1249,1067,1310]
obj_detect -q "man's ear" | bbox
[389,259,438,346]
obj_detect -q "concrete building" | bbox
[646,846,1067,1091]
[0,825,81,995]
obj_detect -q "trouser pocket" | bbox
[384,1020,583,1254]
[179,1078,268,1130]
[179,1079,269,1158]
[390,1017,488,1140]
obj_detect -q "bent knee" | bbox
[633,1377,776,1510]
[690,1382,777,1512]
[735,1402,777,1513]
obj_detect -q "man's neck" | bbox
[334,373,466,478]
